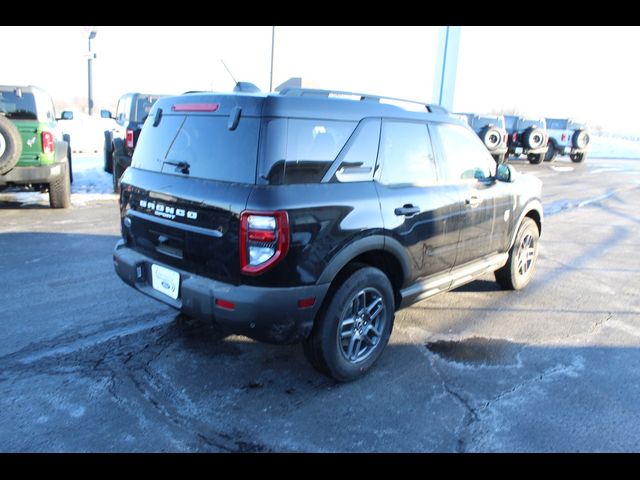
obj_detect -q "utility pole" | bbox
[269,26,275,92]
[87,27,98,115]
[433,26,461,110]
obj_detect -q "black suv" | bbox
[103,92,166,192]
[114,86,543,381]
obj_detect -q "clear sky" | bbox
[1,26,638,134]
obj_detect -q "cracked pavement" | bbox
[1,157,640,452]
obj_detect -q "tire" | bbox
[104,133,113,173]
[522,127,546,149]
[0,116,23,175]
[495,217,539,290]
[492,153,507,164]
[570,153,586,163]
[544,143,557,162]
[480,126,502,150]
[63,134,73,184]
[112,151,124,194]
[49,161,71,209]
[572,129,590,149]
[528,153,544,164]
[302,266,395,382]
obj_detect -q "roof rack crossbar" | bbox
[277,87,447,113]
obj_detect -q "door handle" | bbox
[394,204,420,217]
[465,196,481,207]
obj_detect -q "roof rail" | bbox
[276,86,448,114]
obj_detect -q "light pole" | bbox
[87,27,98,116]
[269,26,275,92]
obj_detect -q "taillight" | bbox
[240,211,289,275]
[126,129,134,149]
[512,132,518,143]
[561,133,567,141]
[41,131,54,154]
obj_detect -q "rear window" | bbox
[260,118,356,184]
[471,116,505,130]
[547,119,568,129]
[132,114,260,184]
[0,90,37,120]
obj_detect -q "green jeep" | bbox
[0,85,73,208]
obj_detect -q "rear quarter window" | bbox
[260,118,356,184]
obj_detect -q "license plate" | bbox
[151,264,180,300]
[515,147,523,154]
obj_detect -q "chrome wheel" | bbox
[337,287,386,364]
[516,232,536,279]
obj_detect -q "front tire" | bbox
[495,217,539,290]
[570,153,586,163]
[302,266,395,382]
[544,143,557,162]
[528,153,544,164]
[112,151,124,194]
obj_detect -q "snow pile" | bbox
[589,135,640,159]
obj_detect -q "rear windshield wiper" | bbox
[164,161,190,175]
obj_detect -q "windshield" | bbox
[0,90,37,120]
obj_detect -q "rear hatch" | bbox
[120,93,264,285]
[0,89,47,166]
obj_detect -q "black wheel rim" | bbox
[516,232,536,279]
[337,287,386,364]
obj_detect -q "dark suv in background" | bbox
[103,92,166,192]
[113,84,543,381]
[0,85,73,208]
[504,115,549,164]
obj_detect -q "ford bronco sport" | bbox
[113,85,543,381]
[0,85,73,208]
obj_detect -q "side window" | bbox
[333,119,380,183]
[261,118,356,184]
[434,123,496,181]
[116,96,131,124]
[378,121,437,186]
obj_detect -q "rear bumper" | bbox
[0,162,64,185]
[113,241,330,344]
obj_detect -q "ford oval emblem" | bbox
[161,281,171,290]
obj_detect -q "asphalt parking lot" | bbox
[1,156,639,452]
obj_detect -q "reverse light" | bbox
[41,131,54,154]
[240,211,289,275]
[126,129,134,149]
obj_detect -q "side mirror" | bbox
[60,110,74,120]
[496,163,514,182]
[100,109,113,119]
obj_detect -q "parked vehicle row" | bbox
[455,112,590,165]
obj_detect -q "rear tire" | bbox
[49,161,71,209]
[495,217,539,290]
[302,266,395,382]
[570,153,586,163]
